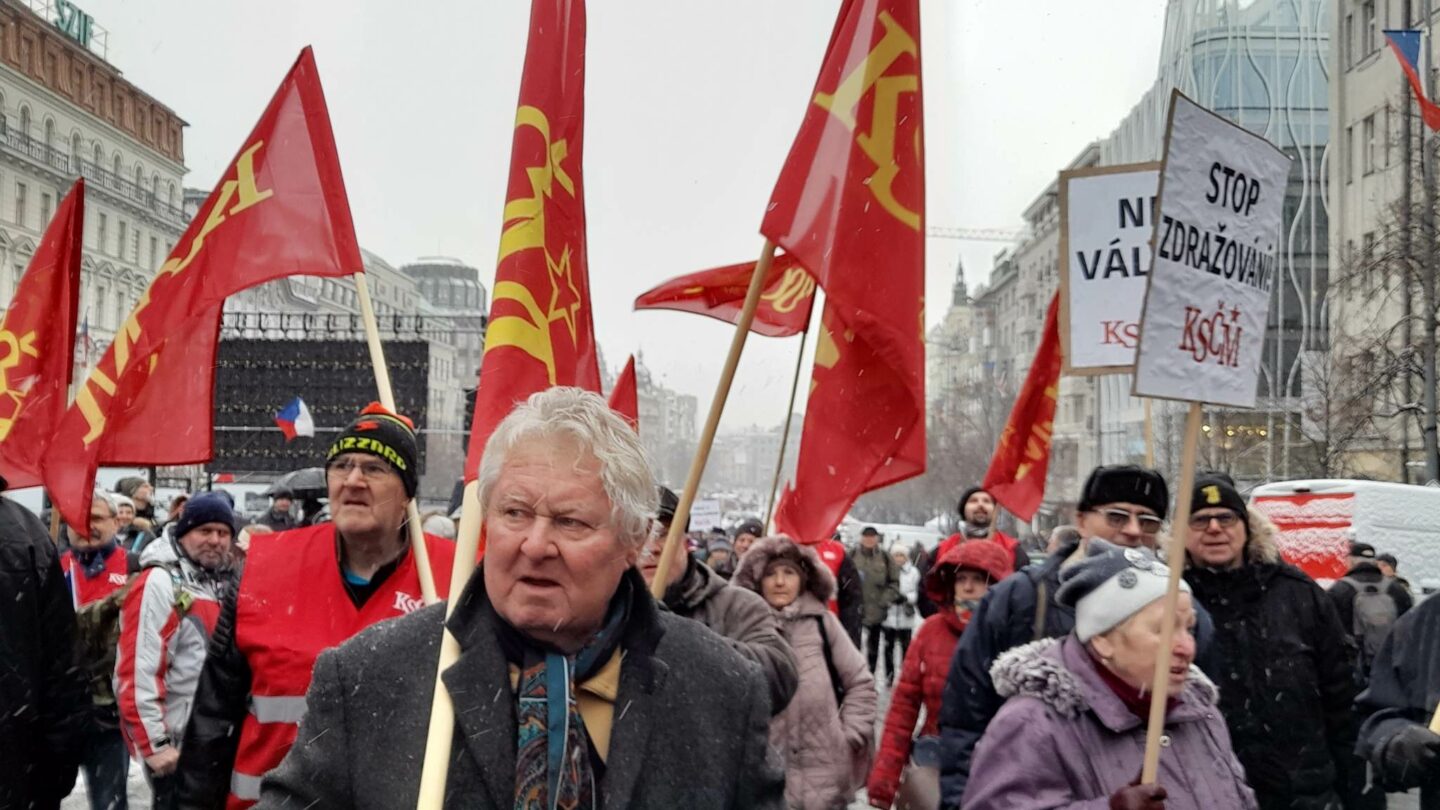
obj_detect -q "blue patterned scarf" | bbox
[512,578,630,810]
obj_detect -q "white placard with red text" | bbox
[1132,91,1292,408]
[1059,163,1160,374]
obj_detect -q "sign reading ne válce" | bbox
[1132,91,1292,408]
[1059,163,1160,374]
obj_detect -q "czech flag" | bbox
[274,396,315,441]
[1385,30,1440,130]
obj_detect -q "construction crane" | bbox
[926,226,1025,242]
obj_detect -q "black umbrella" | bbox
[266,467,327,498]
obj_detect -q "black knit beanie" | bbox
[326,402,420,497]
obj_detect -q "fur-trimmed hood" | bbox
[1169,501,1284,564]
[731,534,835,603]
[990,635,1218,730]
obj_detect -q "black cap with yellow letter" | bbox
[1192,475,1246,518]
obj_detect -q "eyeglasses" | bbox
[326,457,396,482]
[1097,508,1163,535]
[1188,511,1240,531]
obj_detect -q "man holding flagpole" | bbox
[178,404,455,808]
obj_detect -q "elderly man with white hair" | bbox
[259,387,784,809]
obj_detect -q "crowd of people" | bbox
[1,386,1438,809]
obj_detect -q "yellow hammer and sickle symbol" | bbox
[813,11,920,231]
[761,266,816,314]
[484,106,579,385]
[0,328,38,440]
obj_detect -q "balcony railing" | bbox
[0,127,186,226]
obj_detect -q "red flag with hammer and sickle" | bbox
[0,179,84,489]
[767,0,927,543]
[464,0,600,479]
[42,47,362,533]
[983,293,1062,521]
[634,253,816,338]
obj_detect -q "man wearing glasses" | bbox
[938,464,1211,809]
[1182,475,1362,810]
[176,403,456,809]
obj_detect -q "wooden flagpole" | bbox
[352,271,438,606]
[1144,398,1156,467]
[1140,400,1202,784]
[415,478,479,809]
[651,240,777,599]
[763,295,817,532]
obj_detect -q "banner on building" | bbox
[1132,90,1292,408]
[1058,162,1159,375]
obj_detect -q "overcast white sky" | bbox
[84,0,1168,428]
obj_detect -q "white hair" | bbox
[477,387,658,547]
[92,490,118,517]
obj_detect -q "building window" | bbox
[1364,1,1377,56]
[39,192,50,226]
[149,235,158,267]
[97,213,107,252]
[117,221,127,259]
[70,132,81,170]
[111,153,121,178]
[1364,114,1377,174]
[17,106,28,138]
[13,182,25,227]
[1346,125,1354,183]
[131,229,139,262]
[114,290,125,329]
[95,285,107,328]
[1363,231,1378,289]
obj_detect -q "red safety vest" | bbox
[226,524,456,808]
[60,546,130,606]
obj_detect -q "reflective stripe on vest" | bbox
[231,770,263,801]
[250,695,307,724]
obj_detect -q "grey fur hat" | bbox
[1056,539,1189,642]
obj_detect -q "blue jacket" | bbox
[936,538,1217,809]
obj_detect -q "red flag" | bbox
[634,253,815,337]
[42,47,361,532]
[608,355,638,430]
[767,0,926,543]
[982,294,1062,521]
[0,180,84,489]
[464,0,599,480]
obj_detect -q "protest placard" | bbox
[1059,163,1160,375]
[689,498,723,533]
[1132,90,1292,408]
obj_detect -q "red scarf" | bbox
[1090,651,1179,719]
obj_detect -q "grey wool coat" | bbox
[964,635,1256,810]
[257,568,784,809]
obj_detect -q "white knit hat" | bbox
[1056,540,1190,642]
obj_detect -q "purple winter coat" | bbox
[963,635,1256,810]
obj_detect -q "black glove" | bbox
[1382,724,1440,790]
[1109,783,1166,810]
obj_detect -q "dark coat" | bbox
[852,545,899,627]
[663,555,799,714]
[936,537,1218,809]
[1184,510,1361,810]
[1356,590,1440,810]
[0,496,88,809]
[1328,563,1412,657]
[257,568,784,809]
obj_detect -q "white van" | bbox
[1249,479,1440,590]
